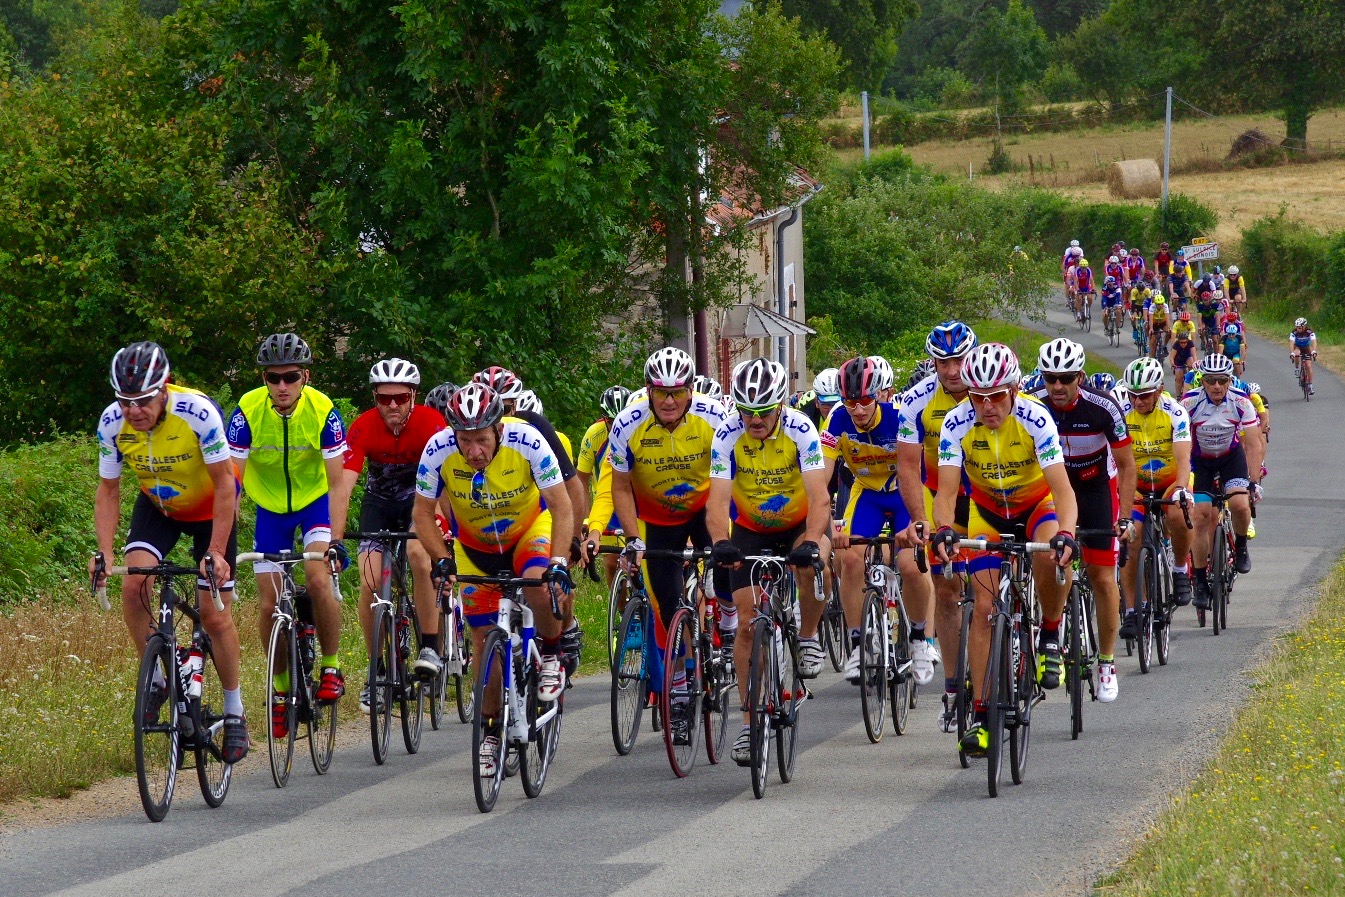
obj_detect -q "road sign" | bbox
[1182,242,1219,262]
[1191,236,1212,245]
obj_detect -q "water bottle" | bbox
[298,623,317,675]
[774,626,787,686]
[1162,534,1176,568]
[185,646,204,699]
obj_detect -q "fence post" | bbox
[862,91,871,162]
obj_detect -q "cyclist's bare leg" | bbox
[966,571,997,703]
[198,583,242,690]
[303,543,341,658]
[1118,518,1143,612]
[1031,518,1068,623]
[933,569,962,667]
[897,547,932,634]
[1191,501,1217,570]
[838,544,866,631]
[1167,503,1193,569]
[732,585,758,726]
[408,538,437,643]
[356,548,379,651]
[119,547,159,656]
[1086,562,1120,659]
[1228,490,1252,536]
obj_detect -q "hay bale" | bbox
[1228,128,1271,160]
[1107,158,1161,199]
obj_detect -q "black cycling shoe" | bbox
[222,715,250,765]
[1038,641,1063,690]
[1193,579,1212,611]
[669,704,691,746]
[1118,612,1138,641]
[1235,545,1252,575]
[1172,570,1193,606]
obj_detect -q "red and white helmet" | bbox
[962,343,1022,390]
[473,366,523,400]
[445,383,505,430]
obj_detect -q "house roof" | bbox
[721,303,816,339]
[705,166,823,233]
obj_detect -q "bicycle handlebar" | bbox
[450,573,565,620]
[942,538,1067,584]
[597,545,713,561]
[101,557,225,612]
[848,522,930,574]
[345,530,416,542]
[237,550,333,564]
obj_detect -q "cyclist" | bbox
[1105,255,1125,290]
[1181,354,1264,604]
[1030,339,1136,703]
[897,321,978,725]
[91,342,249,764]
[1290,317,1317,395]
[906,358,936,390]
[1171,324,1199,391]
[804,368,841,428]
[338,359,448,707]
[1195,290,1220,350]
[822,356,936,687]
[1147,294,1171,360]
[1220,322,1247,377]
[1123,247,1146,288]
[413,384,573,772]
[424,383,457,416]
[1101,276,1125,334]
[708,358,831,765]
[1225,264,1249,313]
[931,343,1078,755]
[1127,281,1150,335]
[1062,240,1084,309]
[1073,258,1096,324]
[598,348,728,745]
[693,374,727,410]
[869,355,897,403]
[1166,249,1192,303]
[577,385,632,587]
[1117,357,1195,632]
[1091,371,1120,402]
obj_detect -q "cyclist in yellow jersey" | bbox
[931,344,1077,759]
[228,333,350,706]
[1116,358,1195,636]
[897,321,977,728]
[91,342,249,764]
[413,384,574,700]
[708,358,831,765]
[577,385,631,587]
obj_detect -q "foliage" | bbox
[910,66,979,109]
[1240,214,1345,328]
[781,0,918,92]
[1152,193,1218,247]
[1057,0,1205,105]
[1037,61,1084,103]
[956,0,1049,115]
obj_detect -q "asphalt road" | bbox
[2,307,1340,897]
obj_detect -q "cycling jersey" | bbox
[1120,393,1190,493]
[1105,262,1124,284]
[1026,385,1129,487]
[1154,251,1172,273]
[1075,266,1095,293]
[1172,321,1197,342]
[606,395,726,526]
[575,419,610,479]
[1172,341,1196,367]
[415,420,563,552]
[938,396,1064,519]
[1124,256,1146,281]
[511,409,577,481]
[228,387,346,514]
[897,374,966,491]
[97,384,234,522]
[822,402,904,493]
[1225,273,1247,295]
[1102,286,1124,308]
[343,405,446,502]
[1062,248,1082,273]
[1181,389,1258,459]
[1291,329,1316,350]
[1221,333,1245,358]
[711,407,824,534]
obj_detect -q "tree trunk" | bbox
[1283,102,1310,145]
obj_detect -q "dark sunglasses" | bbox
[1203,376,1231,385]
[470,469,487,506]
[116,391,161,408]
[375,391,413,407]
[1043,373,1078,385]
[970,389,1013,405]
[264,371,304,385]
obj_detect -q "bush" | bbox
[854,147,918,183]
[1038,62,1084,103]
[1240,214,1344,326]
[1153,193,1219,246]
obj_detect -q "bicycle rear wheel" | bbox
[1009,618,1035,786]
[520,660,556,798]
[266,616,298,787]
[606,570,631,671]
[662,607,702,778]
[859,589,888,743]
[1155,565,1172,666]
[195,639,232,808]
[985,615,1009,798]
[1211,524,1227,636]
[821,584,846,672]
[135,636,179,822]
[888,595,913,736]
[1066,585,1083,741]
[747,617,773,799]
[610,597,648,755]
[1137,548,1156,674]
[472,630,508,813]
[369,607,395,764]
[776,627,801,785]
[702,624,732,765]
[453,607,475,723]
[399,612,425,755]
[304,627,337,775]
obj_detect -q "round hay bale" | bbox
[1107,158,1161,199]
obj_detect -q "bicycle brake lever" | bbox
[92,551,110,611]
[203,555,224,612]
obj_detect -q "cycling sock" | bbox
[420,632,439,652]
[1235,534,1248,551]
[909,623,926,642]
[320,655,339,670]
[274,670,290,693]
[719,606,738,633]
[1099,654,1113,664]
[1040,619,1062,642]
[1174,563,1188,574]
[541,637,560,656]
[850,628,862,646]
[972,702,986,725]
[223,688,243,717]
[944,676,957,694]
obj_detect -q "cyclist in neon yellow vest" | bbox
[228,333,351,728]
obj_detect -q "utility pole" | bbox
[862,91,871,162]
[1161,86,1173,211]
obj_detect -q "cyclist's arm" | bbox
[1042,464,1078,534]
[412,495,450,563]
[539,480,575,558]
[932,463,960,531]
[94,477,121,560]
[802,467,831,545]
[896,442,925,524]
[204,459,238,570]
[325,455,351,543]
[1112,441,1137,521]
[1173,440,1192,492]
[1242,421,1266,485]
[609,468,640,542]
[565,475,588,537]
[707,477,733,544]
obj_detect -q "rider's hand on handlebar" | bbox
[332,542,350,572]
[1050,531,1079,568]
[200,553,232,587]
[711,539,743,568]
[932,526,957,564]
[582,529,602,565]
[431,556,456,586]
[786,541,821,569]
[620,537,645,574]
[543,559,573,593]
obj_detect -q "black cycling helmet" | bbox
[600,385,631,419]
[424,382,458,417]
[110,341,170,395]
[256,332,312,366]
[839,356,880,401]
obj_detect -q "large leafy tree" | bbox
[780,0,917,91]
[957,0,1049,114]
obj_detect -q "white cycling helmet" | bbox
[1228,265,1240,275]
[1123,357,1165,393]
[1199,354,1234,377]
[731,358,789,407]
[812,367,841,402]
[868,355,895,392]
[1294,317,1308,328]
[369,357,421,386]
[1109,255,1120,264]
[1037,337,1086,374]
[644,347,695,389]
[515,389,543,414]
[1212,289,1225,300]
[962,343,1022,390]
[1248,381,1262,395]
[628,386,648,407]
[1070,240,1080,248]
[693,374,723,402]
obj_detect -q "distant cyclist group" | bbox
[90,273,1290,813]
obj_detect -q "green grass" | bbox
[1098,557,1345,895]
[974,318,1126,380]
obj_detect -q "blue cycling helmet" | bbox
[1019,370,1045,394]
[1090,372,1117,392]
[925,321,977,360]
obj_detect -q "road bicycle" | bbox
[851,534,926,743]
[432,559,475,728]
[1076,294,1093,332]
[1124,495,1192,670]
[458,572,565,813]
[1103,304,1122,347]
[93,555,233,821]
[818,548,847,673]
[1061,529,1121,740]
[1294,351,1316,401]
[1132,321,1149,357]
[1199,487,1241,634]
[238,549,340,787]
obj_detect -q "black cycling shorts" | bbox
[643,512,728,633]
[727,523,807,593]
[125,493,238,590]
[357,495,414,554]
[1193,449,1250,496]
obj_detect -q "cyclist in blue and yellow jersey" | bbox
[228,333,351,711]
[91,342,249,764]
[1220,321,1248,378]
[577,385,631,587]
[897,320,976,729]
[1290,317,1317,395]
[412,383,574,776]
[931,343,1078,758]
[595,348,728,745]
[823,356,936,688]
[709,358,832,765]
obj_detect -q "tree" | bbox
[957,0,1049,115]
[780,0,917,91]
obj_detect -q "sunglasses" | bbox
[1043,373,1078,385]
[1130,389,1160,400]
[843,396,877,408]
[969,389,1012,405]
[651,387,690,402]
[264,371,304,385]
[1203,376,1231,385]
[375,391,413,407]
[737,403,779,420]
[116,391,161,408]
[470,469,487,506]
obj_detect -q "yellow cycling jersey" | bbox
[1172,321,1197,342]
[415,419,563,552]
[711,407,824,534]
[97,384,234,522]
[938,396,1064,518]
[576,419,609,478]
[897,374,965,491]
[1121,392,1191,493]
[606,395,726,526]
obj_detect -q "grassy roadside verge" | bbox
[1097,558,1345,895]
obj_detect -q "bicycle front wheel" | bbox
[369,607,395,764]
[859,589,888,743]
[662,607,702,778]
[195,639,232,808]
[747,617,773,799]
[606,570,631,671]
[1009,618,1035,785]
[985,616,1009,798]
[1211,525,1228,636]
[472,630,508,813]
[610,597,648,755]
[399,613,425,755]
[776,626,802,784]
[1137,548,1156,674]
[520,660,556,799]
[888,594,914,736]
[135,636,180,821]
[702,624,733,765]
[454,609,475,724]
[1066,584,1083,741]
[955,593,975,769]
[266,616,298,788]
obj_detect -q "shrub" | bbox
[1153,193,1219,246]
[1240,214,1340,325]
[1038,62,1084,103]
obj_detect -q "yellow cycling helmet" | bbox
[1153,295,1166,305]
[1079,259,1089,268]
